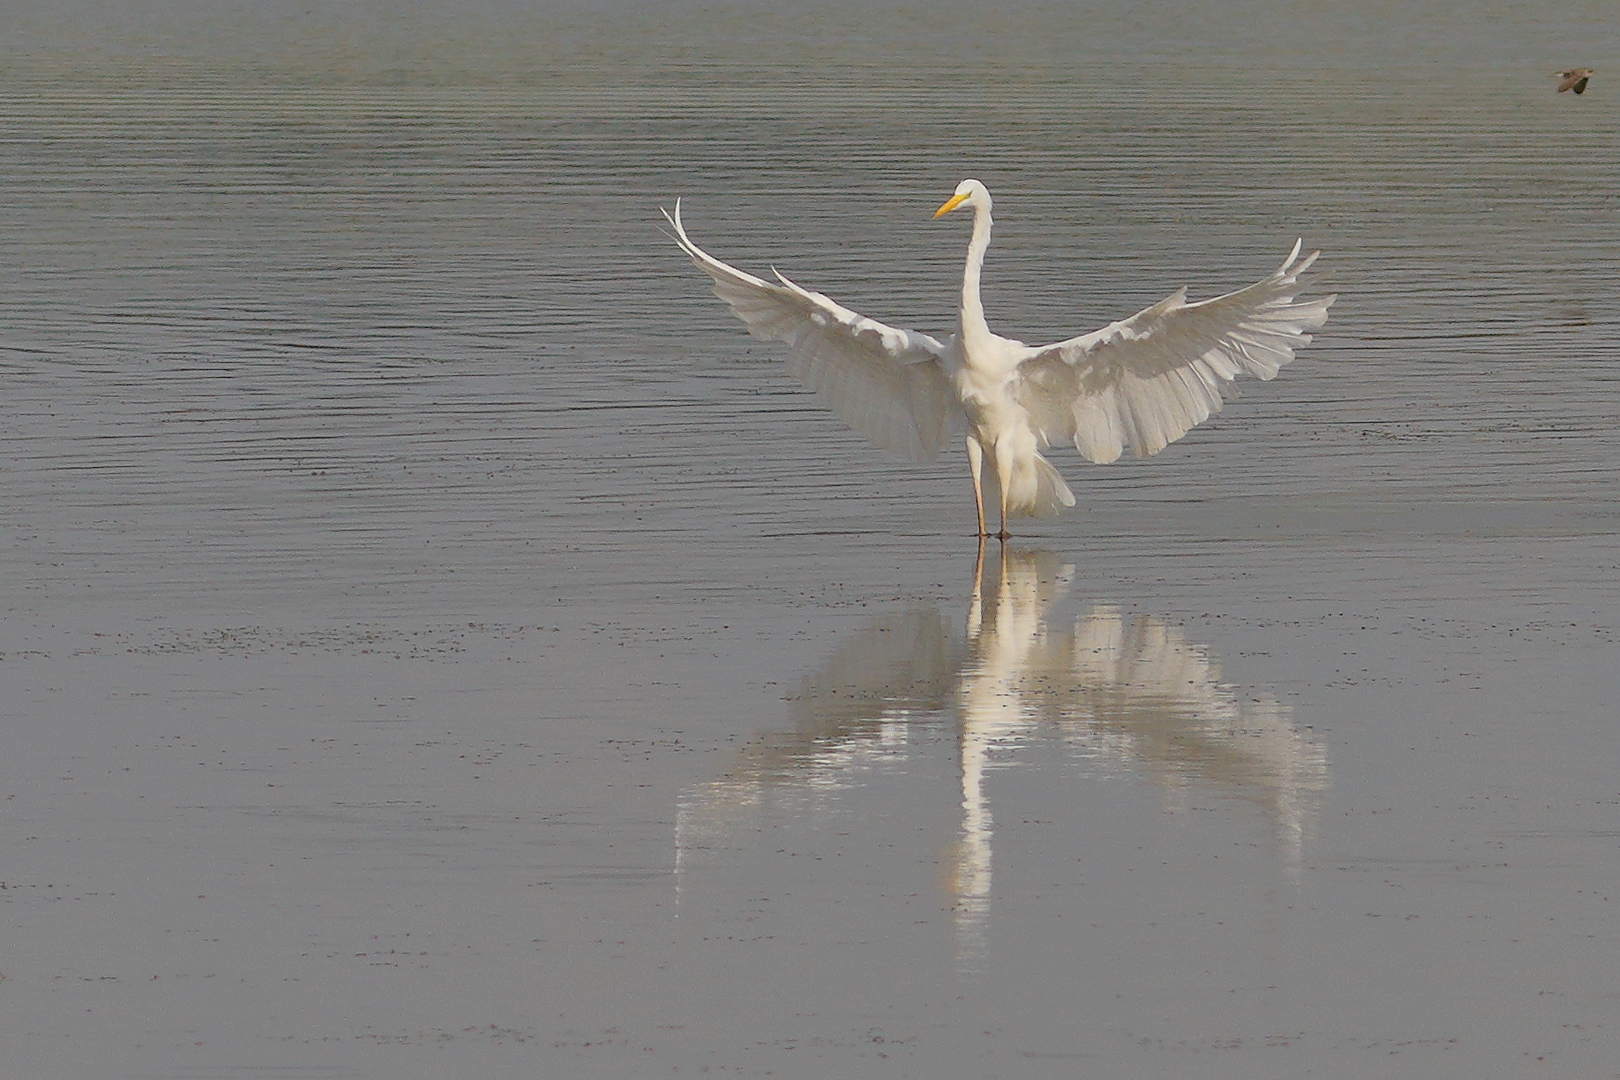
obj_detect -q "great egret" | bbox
[663,180,1333,538]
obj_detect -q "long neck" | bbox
[960,202,994,344]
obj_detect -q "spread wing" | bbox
[663,201,961,463]
[1014,241,1334,464]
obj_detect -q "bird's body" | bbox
[664,180,1333,537]
[1557,67,1594,94]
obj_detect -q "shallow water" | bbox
[3,1,1620,1077]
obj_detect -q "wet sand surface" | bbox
[3,1,1620,1077]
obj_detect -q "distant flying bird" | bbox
[664,181,1333,538]
[1557,68,1593,94]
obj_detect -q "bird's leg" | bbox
[966,436,988,538]
[995,449,1012,541]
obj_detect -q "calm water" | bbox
[3,2,1619,1077]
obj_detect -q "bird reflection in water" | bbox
[675,546,1328,968]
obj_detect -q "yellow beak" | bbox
[933,192,969,218]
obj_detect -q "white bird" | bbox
[663,180,1333,538]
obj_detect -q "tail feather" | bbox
[1003,451,1076,519]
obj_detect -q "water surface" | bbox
[2,2,1619,1077]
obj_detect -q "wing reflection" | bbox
[677,546,1328,967]
[673,608,961,891]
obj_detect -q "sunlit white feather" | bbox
[662,183,1333,534]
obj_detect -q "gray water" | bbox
[3,1,1620,1077]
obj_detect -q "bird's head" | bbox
[934,178,992,218]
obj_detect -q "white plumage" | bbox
[664,179,1334,537]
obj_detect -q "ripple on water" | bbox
[1,4,1618,615]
